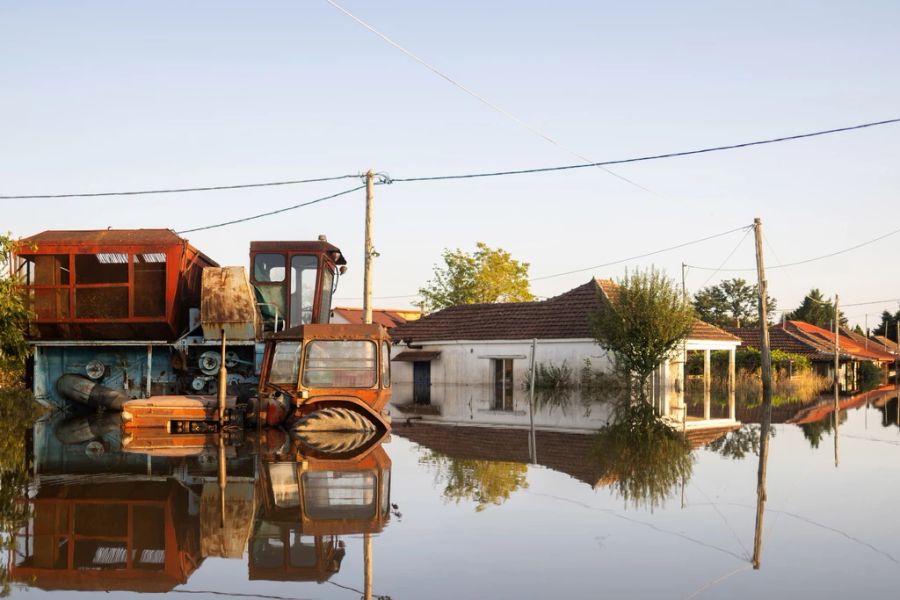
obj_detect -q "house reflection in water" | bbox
[10,416,392,594]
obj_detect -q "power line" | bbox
[335,224,752,302]
[389,117,900,183]
[3,117,898,199]
[686,224,900,272]
[175,185,366,234]
[0,174,361,200]
[529,224,752,282]
[322,0,660,197]
[700,226,754,288]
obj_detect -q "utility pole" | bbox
[363,169,375,325]
[834,294,840,468]
[681,262,687,301]
[752,217,773,569]
[865,314,869,351]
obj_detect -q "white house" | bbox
[390,279,741,428]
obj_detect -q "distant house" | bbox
[390,279,740,426]
[330,307,422,329]
[870,335,899,355]
[726,320,895,390]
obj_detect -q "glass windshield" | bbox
[254,254,285,283]
[302,471,377,520]
[269,342,301,385]
[290,255,318,326]
[317,268,334,324]
[382,341,391,387]
[303,340,377,388]
[268,463,300,508]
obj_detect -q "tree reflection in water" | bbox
[708,424,775,460]
[421,453,529,512]
[0,386,41,597]
[592,402,694,510]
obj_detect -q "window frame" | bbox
[302,339,378,389]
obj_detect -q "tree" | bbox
[0,234,31,383]
[692,278,776,328]
[785,288,846,329]
[873,310,900,342]
[421,452,528,512]
[591,268,695,403]
[418,242,534,312]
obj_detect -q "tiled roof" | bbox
[688,320,741,343]
[391,280,605,342]
[332,307,420,329]
[22,229,186,246]
[725,321,896,363]
[392,278,738,344]
[872,335,899,353]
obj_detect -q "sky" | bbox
[2,1,899,328]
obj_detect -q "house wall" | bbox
[392,339,613,387]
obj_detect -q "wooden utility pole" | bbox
[218,329,227,424]
[528,338,537,463]
[752,217,773,569]
[833,294,840,468]
[363,169,375,325]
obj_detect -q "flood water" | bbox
[6,383,900,599]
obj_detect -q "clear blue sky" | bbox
[2,1,899,327]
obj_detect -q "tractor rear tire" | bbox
[292,407,377,433]
[294,430,377,454]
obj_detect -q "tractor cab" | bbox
[249,238,346,332]
[258,323,392,438]
[249,432,391,582]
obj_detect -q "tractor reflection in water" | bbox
[250,428,392,585]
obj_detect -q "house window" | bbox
[493,359,514,411]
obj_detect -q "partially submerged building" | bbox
[726,320,896,390]
[390,279,741,427]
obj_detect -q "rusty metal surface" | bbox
[200,267,259,340]
[269,323,390,341]
[250,240,346,265]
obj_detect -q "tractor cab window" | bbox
[254,254,287,327]
[303,340,377,388]
[290,255,318,326]
[301,471,377,520]
[381,342,391,387]
[317,268,334,324]
[269,342,301,385]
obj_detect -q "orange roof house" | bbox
[331,307,421,329]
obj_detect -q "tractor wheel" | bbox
[292,407,377,433]
[294,430,377,454]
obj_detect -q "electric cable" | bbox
[0,174,361,199]
[389,117,900,183]
[175,185,365,234]
[686,224,900,272]
[322,0,658,197]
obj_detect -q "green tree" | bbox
[692,278,776,328]
[591,268,694,404]
[785,288,846,328]
[0,234,31,383]
[873,310,900,342]
[418,242,534,312]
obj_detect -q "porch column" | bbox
[661,360,670,417]
[728,347,736,421]
[703,348,711,421]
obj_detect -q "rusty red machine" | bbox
[14,229,393,441]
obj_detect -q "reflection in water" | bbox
[5,412,392,597]
[421,452,528,512]
[591,402,694,510]
[707,424,775,460]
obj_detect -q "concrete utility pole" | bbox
[752,217,773,570]
[363,169,375,325]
